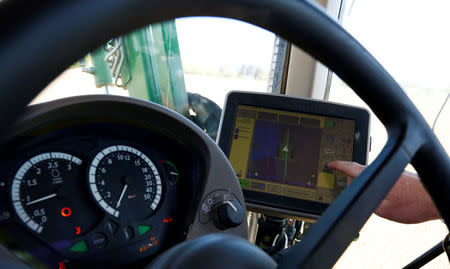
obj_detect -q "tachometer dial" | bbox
[11,152,99,240]
[89,145,162,219]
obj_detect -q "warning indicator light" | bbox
[61,207,72,217]
[163,216,173,223]
[58,261,66,269]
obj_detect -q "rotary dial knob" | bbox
[214,200,244,230]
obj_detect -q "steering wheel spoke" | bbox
[413,134,450,225]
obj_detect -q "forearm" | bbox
[327,161,441,224]
[375,171,440,224]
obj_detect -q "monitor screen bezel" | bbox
[217,91,370,218]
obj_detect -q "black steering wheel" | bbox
[1,0,449,268]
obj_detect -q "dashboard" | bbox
[0,96,247,269]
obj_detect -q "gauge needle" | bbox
[26,193,57,206]
[116,184,128,208]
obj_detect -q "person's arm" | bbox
[327,161,441,224]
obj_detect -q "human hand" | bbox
[326,161,441,224]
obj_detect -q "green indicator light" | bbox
[70,241,88,252]
[162,160,179,184]
[138,225,152,235]
[328,121,334,127]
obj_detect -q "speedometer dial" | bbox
[89,145,162,219]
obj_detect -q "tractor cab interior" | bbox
[0,0,449,268]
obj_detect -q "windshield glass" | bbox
[329,0,449,268]
[33,17,277,108]
[33,17,280,139]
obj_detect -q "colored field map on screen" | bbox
[228,105,356,204]
[247,118,322,189]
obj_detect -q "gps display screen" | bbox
[228,105,355,204]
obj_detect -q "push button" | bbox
[105,221,118,234]
[92,233,107,248]
[117,226,133,241]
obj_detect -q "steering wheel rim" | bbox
[1,0,449,267]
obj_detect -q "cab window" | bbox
[34,17,280,109]
[33,17,283,140]
[329,1,449,268]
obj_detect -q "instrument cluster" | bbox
[0,121,203,268]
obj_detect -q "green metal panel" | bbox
[121,30,163,105]
[121,21,189,116]
[85,48,113,87]
[153,21,189,115]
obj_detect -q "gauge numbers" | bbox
[89,145,162,219]
[11,152,82,234]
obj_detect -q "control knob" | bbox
[213,200,244,230]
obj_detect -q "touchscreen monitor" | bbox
[229,104,355,204]
[218,92,370,218]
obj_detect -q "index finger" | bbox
[326,161,366,178]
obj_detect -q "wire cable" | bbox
[432,92,449,131]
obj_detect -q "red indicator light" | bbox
[61,207,71,217]
[58,261,66,269]
[76,227,81,235]
[163,216,173,223]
